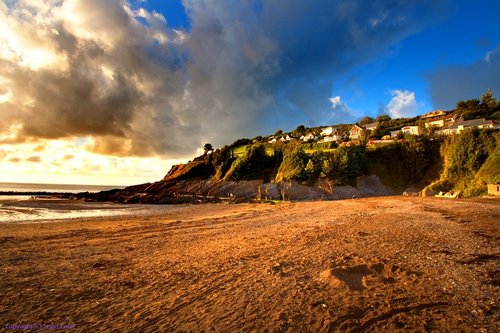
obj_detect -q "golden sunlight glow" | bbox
[0,4,67,71]
[0,89,13,104]
[0,138,186,186]
[0,124,22,142]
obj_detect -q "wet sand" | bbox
[0,197,498,332]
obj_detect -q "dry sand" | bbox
[0,197,498,332]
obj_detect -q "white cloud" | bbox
[329,96,342,108]
[484,50,495,63]
[328,95,356,124]
[385,89,419,118]
[370,11,388,27]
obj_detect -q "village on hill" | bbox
[261,91,500,148]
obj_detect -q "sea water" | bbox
[0,182,133,223]
[0,182,124,193]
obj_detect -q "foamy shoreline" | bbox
[0,198,178,224]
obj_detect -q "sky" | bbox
[0,0,499,185]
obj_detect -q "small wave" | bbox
[0,207,133,223]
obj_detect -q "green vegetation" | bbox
[453,89,500,119]
[203,143,214,154]
[205,129,497,196]
[231,145,274,157]
[366,137,441,191]
[224,143,278,182]
[175,91,499,197]
[231,145,248,157]
[428,128,498,196]
[320,146,367,186]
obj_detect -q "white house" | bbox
[364,122,379,132]
[320,126,338,136]
[401,126,423,136]
[442,118,500,135]
[300,133,317,142]
[319,134,341,143]
[349,125,365,140]
[279,134,295,142]
[390,130,401,138]
[425,114,462,129]
[421,109,447,119]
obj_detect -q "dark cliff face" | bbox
[163,159,215,181]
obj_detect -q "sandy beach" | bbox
[0,197,498,332]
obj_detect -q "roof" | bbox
[321,125,341,130]
[448,118,491,129]
[425,113,459,123]
[421,110,447,119]
[350,124,364,132]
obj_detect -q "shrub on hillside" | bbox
[401,136,434,185]
[212,145,235,180]
[224,143,274,180]
[230,138,251,147]
[321,146,367,186]
[275,145,308,182]
[304,151,326,184]
[440,128,497,195]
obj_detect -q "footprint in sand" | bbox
[319,263,413,290]
[319,264,371,290]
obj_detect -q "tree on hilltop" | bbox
[203,143,214,154]
[292,125,306,138]
[359,116,374,126]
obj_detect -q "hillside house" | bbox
[440,118,500,135]
[488,184,500,196]
[279,134,295,142]
[425,114,462,129]
[319,134,341,143]
[390,130,401,138]
[364,122,379,132]
[320,126,338,136]
[349,125,365,140]
[421,109,447,119]
[300,133,317,142]
[401,125,423,136]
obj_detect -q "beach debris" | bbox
[311,300,328,309]
[92,262,106,269]
[268,261,287,275]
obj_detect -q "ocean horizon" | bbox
[0,182,126,194]
[0,182,147,223]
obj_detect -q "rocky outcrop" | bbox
[356,175,394,197]
[75,174,395,204]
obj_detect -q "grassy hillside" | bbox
[165,129,497,197]
[366,138,442,192]
[426,129,499,196]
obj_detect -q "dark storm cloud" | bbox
[0,0,450,157]
[182,0,451,136]
[426,47,500,109]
